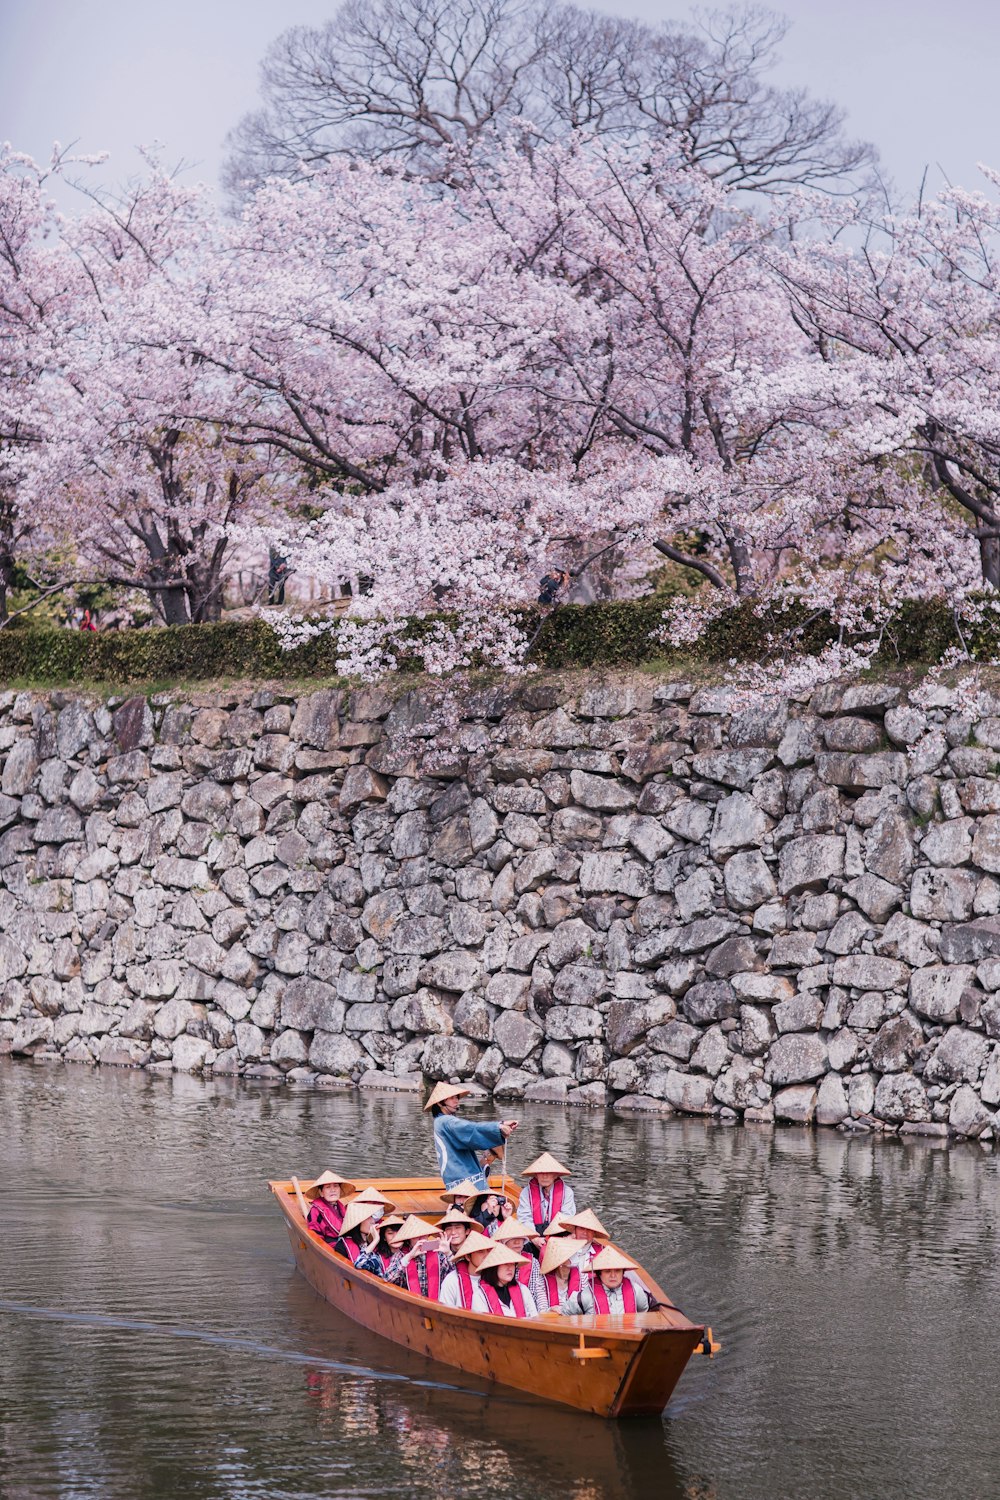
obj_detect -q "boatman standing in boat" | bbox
[424,1082,517,1189]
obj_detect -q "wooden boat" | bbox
[269,1175,713,1418]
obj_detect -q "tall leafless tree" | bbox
[223,0,874,202]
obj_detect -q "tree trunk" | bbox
[188,532,228,623]
[157,582,192,626]
[980,530,1000,591]
[0,494,20,624]
[191,572,224,623]
[726,529,755,596]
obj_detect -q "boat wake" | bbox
[0,1297,499,1400]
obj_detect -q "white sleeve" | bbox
[516,1187,533,1224]
[527,1262,546,1308]
[627,1272,653,1311]
[520,1286,539,1318]
[561,1184,577,1216]
[572,1281,595,1315]
[438,1273,462,1307]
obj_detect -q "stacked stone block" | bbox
[2,673,1000,1139]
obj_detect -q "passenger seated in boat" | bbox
[559,1208,611,1266]
[389,1215,451,1299]
[350,1185,397,1221]
[365,1213,406,1276]
[335,1200,382,1271]
[561,1247,655,1316]
[303,1170,355,1244]
[437,1229,493,1310]
[537,1236,583,1311]
[492,1217,545,1306]
[516,1153,577,1239]
[424,1081,517,1190]
[471,1245,539,1319]
[437,1207,478,1262]
[440,1178,480,1208]
[465,1186,510,1237]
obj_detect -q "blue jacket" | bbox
[433,1114,505,1188]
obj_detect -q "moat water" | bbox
[1,1060,997,1500]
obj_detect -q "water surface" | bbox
[1,1059,997,1500]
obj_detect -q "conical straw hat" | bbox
[540,1237,581,1276]
[493,1217,534,1243]
[476,1243,528,1274]
[441,1178,480,1203]
[438,1208,478,1229]
[543,1214,571,1238]
[591,1246,637,1274]
[393,1214,438,1243]
[424,1081,471,1111]
[560,1208,610,1241]
[376,1214,406,1233]
[339,1199,377,1237]
[464,1186,512,1213]
[452,1229,493,1262]
[352,1185,397,1211]
[522,1152,571,1177]
[303,1169,355,1200]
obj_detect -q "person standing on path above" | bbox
[267,547,290,604]
[424,1082,517,1189]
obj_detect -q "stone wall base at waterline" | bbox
[3,671,1000,1143]
[3,1049,980,1148]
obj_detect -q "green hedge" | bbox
[0,598,993,688]
[524,598,836,667]
[0,619,339,685]
[521,596,987,669]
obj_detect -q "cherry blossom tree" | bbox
[460,139,815,597]
[6,157,282,625]
[206,150,606,664]
[5,118,999,686]
[210,139,853,671]
[769,178,1000,596]
[220,138,1000,679]
[0,147,75,620]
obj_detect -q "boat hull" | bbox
[270,1177,704,1418]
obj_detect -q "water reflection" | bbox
[0,1299,691,1500]
[1,1059,998,1500]
[298,1364,690,1500]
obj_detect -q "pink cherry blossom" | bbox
[3,132,1000,678]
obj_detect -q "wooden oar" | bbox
[694,1327,721,1357]
[291,1175,309,1221]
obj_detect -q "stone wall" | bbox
[3,671,1000,1141]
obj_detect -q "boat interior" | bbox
[273,1175,709,1339]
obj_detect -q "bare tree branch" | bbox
[652,537,728,589]
[223,0,876,204]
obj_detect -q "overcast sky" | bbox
[2,0,998,206]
